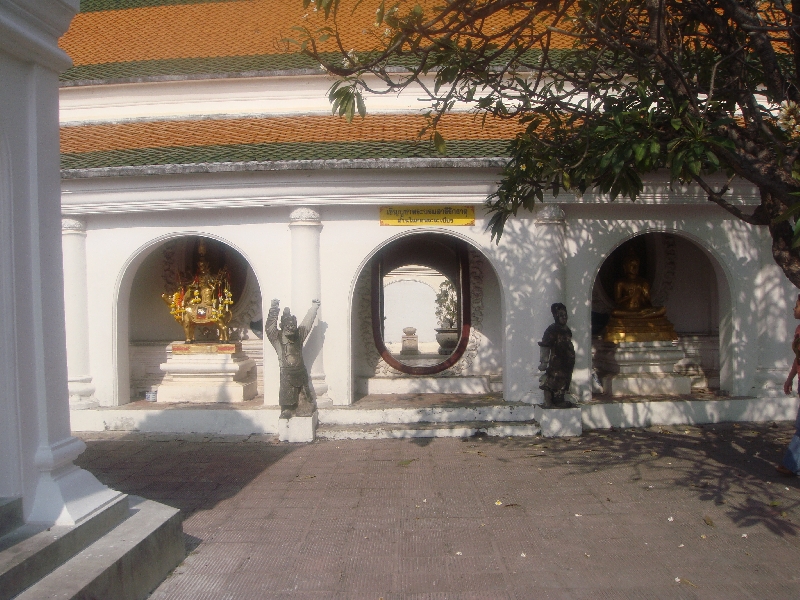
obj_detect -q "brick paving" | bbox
[75,423,800,599]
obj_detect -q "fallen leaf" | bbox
[505,503,520,508]
[700,534,707,539]
[398,459,417,467]
[575,513,583,517]
[668,517,674,522]
[456,551,462,556]
[520,552,526,557]
[770,501,781,507]
[650,451,658,457]
[741,534,747,538]
[703,516,715,527]
[495,500,503,506]
[678,544,684,548]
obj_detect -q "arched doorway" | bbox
[591,232,731,395]
[351,232,504,398]
[121,235,264,403]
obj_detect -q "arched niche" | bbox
[591,232,731,392]
[350,231,504,398]
[116,234,263,404]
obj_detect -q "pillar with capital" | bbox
[289,206,328,398]
[61,217,98,408]
[0,0,123,525]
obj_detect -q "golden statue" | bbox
[162,240,234,343]
[602,249,677,343]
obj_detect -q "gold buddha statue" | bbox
[602,249,677,343]
[162,240,234,343]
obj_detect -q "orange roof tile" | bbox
[59,0,574,68]
[60,113,523,154]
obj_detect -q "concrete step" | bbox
[14,496,183,600]
[317,419,541,440]
[0,499,22,540]
[318,403,537,426]
[0,495,129,600]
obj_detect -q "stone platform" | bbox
[69,392,800,439]
[157,342,257,403]
[594,340,692,396]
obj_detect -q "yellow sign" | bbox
[380,206,475,226]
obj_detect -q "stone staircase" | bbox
[0,495,183,600]
[317,400,542,439]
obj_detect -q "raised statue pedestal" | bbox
[279,412,318,442]
[602,316,677,343]
[158,342,257,403]
[594,341,691,396]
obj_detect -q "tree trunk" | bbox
[765,192,800,289]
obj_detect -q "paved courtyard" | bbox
[76,423,800,599]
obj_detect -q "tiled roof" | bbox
[60,0,573,83]
[60,113,521,170]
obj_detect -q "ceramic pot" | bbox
[435,328,460,355]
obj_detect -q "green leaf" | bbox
[671,118,682,131]
[775,202,800,224]
[356,91,366,119]
[633,143,646,164]
[433,131,447,154]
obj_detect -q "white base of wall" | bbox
[357,375,503,395]
[320,403,537,425]
[278,412,317,442]
[581,395,800,429]
[70,406,282,435]
[535,405,583,437]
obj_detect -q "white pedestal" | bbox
[594,341,691,396]
[534,405,582,437]
[158,342,257,403]
[279,412,318,442]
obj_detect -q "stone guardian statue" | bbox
[266,299,320,419]
[538,302,576,408]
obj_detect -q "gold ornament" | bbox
[161,240,234,342]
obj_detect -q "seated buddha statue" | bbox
[602,249,677,343]
[611,252,666,319]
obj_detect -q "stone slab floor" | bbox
[75,423,800,599]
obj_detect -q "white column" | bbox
[0,0,123,525]
[527,205,567,404]
[289,207,327,397]
[61,217,98,408]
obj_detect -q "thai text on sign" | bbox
[380,206,475,226]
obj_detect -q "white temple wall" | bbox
[62,161,800,410]
[752,227,799,396]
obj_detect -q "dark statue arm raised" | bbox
[298,299,321,343]
[265,299,280,345]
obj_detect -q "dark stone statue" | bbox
[538,302,576,408]
[266,299,320,419]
